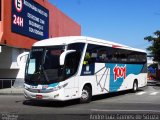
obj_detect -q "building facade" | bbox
[0,0,81,88]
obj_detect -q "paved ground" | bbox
[0,85,160,120]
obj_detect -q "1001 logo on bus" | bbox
[113,64,126,81]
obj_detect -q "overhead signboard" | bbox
[11,0,49,40]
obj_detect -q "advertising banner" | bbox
[11,0,49,40]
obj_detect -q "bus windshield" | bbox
[25,46,65,85]
[25,43,85,85]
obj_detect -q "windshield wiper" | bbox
[41,49,50,82]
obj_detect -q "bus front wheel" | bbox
[80,86,92,103]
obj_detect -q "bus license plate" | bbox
[36,95,43,99]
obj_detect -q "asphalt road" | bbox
[0,85,160,120]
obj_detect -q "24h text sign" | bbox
[12,0,49,40]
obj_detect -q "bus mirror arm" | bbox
[60,50,76,66]
[17,52,29,67]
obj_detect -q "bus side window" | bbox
[84,44,147,64]
[65,52,80,78]
[83,52,91,65]
[65,43,85,79]
[84,44,105,64]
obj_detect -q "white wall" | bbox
[0,46,27,78]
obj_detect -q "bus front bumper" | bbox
[24,89,64,101]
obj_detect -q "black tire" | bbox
[80,86,92,103]
[132,81,138,92]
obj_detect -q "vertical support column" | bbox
[2,79,3,89]
[0,0,3,36]
[11,79,12,88]
[0,0,1,21]
[0,0,1,33]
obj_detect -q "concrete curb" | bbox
[156,82,160,86]
[147,80,157,84]
[0,88,23,95]
[0,93,23,95]
[147,80,160,87]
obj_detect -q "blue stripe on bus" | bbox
[48,82,59,87]
[105,63,143,92]
[29,82,59,88]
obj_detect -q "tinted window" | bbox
[64,43,85,79]
[67,43,85,52]
[84,44,147,64]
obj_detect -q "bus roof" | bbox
[33,36,146,53]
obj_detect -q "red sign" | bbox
[14,0,23,12]
[113,65,126,81]
[36,95,43,99]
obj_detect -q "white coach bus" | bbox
[24,36,147,103]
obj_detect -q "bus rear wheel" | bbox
[132,80,138,92]
[80,86,92,103]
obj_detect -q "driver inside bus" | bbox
[83,52,91,65]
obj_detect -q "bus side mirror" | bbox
[17,52,29,67]
[60,50,76,66]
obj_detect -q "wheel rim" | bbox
[81,89,89,100]
[134,83,137,91]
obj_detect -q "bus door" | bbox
[63,51,82,99]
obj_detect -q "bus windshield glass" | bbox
[25,46,65,85]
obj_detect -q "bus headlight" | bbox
[52,85,63,92]
[24,84,30,90]
[52,87,60,91]
[51,83,68,92]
